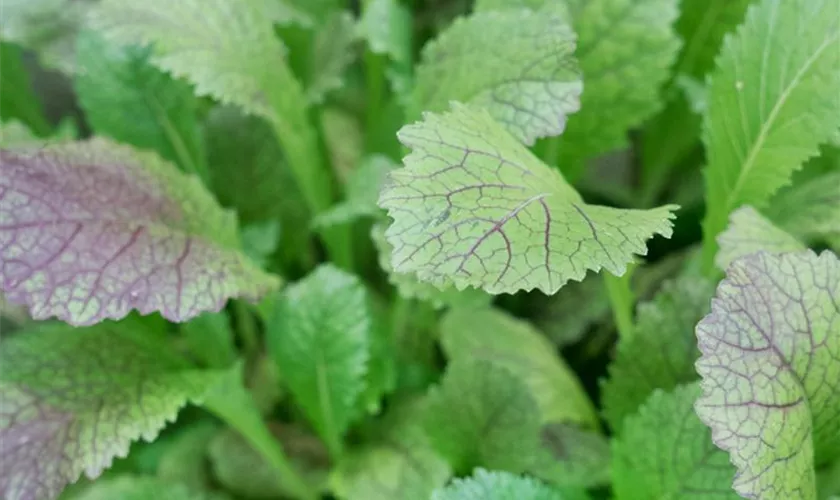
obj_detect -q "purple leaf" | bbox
[0,139,280,325]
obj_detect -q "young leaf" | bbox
[764,171,840,244]
[674,0,753,79]
[331,400,452,500]
[266,264,371,458]
[715,206,805,270]
[613,384,738,499]
[478,0,681,170]
[357,0,413,98]
[695,250,840,499]
[0,322,223,500]
[180,312,237,369]
[431,469,589,500]
[0,139,279,325]
[701,0,840,268]
[411,6,582,145]
[601,275,716,431]
[371,223,492,310]
[422,359,543,475]
[378,104,676,295]
[156,422,219,490]
[303,10,357,104]
[0,41,51,136]
[314,155,397,229]
[75,30,205,178]
[440,307,597,428]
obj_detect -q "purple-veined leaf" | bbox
[695,250,840,498]
[0,139,279,325]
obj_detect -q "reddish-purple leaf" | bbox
[0,139,280,325]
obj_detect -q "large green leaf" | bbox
[0,139,279,325]
[715,206,805,269]
[266,264,371,457]
[378,104,676,295]
[422,359,542,475]
[440,307,597,427]
[601,275,716,431]
[613,384,738,499]
[75,30,205,178]
[696,250,840,498]
[700,0,840,268]
[411,5,582,145]
[0,322,223,500]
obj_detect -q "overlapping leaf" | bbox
[674,0,753,79]
[764,171,840,244]
[71,476,225,500]
[716,206,804,269]
[411,6,582,145]
[331,400,451,500]
[314,155,397,228]
[0,139,279,325]
[266,265,371,457]
[701,0,840,267]
[75,30,205,177]
[422,359,542,475]
[601,275,716,430]
[0,322,223,500]
[379,104,676,295]
[613,384,738,499]
[440,307,597,427]
[696,250,840,498]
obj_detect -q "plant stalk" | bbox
[603,265,637,339]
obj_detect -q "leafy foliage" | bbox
[4,0,840,499]
[0,139,278,325]
[700,0,840,268]
[379,104,676,295]
[696,250,840,498]
[0,321,222,500]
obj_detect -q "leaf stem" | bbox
[204,366,317,500]
[603,264,637,339]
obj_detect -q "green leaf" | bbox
[700,0,840,269]
[303,10,357,103]
[695,250,840,499]
[314,155,397,228]
[156,422,218,491]
[371,223,492,309]
[0,322,223,500]
[530,424,611,489]
[601,275,716,431]
[378,104,676,295]
[819,460,840,500]
[715,206,805,270]
[203,106,310,269]
[0,41,50,135]
[411,6,582,145]
[208,424,329,499]
[0,139,280,325]
[266,264,371,457]
[530,276,610,347]
[613,384,739,500]
[356,299,397,417]
[357,0,413,97]
[180,312,237,369]
[320,107,365,186]
[478,0,681,170]
[431,469,589,500]
[70,476,223,500]
[764,171,840,244]
[75,30,205,179]
[440,307,597,427]
[674,0,753,79]
[422,359,542,475]
[331,399,452,500]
